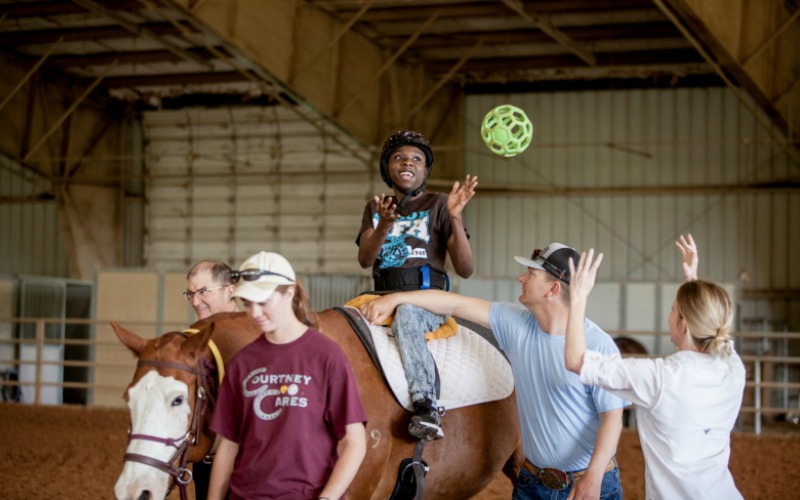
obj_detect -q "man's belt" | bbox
[522,457,617,491]
[374,266,449,292]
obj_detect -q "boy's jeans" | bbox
[392,303,446,402]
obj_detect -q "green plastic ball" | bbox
[480,105,533,157]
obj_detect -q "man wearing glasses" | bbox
[185,260,238,320]
[183,259,238,499]
[360,242,626,500]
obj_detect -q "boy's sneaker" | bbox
[409,400,444,440]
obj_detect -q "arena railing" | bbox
[0,317,798,435]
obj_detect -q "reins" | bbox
[123,355,213,500]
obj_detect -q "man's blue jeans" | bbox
[392,303,446,403]
[512,464,622,500]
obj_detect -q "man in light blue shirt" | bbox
[361,242,627,500]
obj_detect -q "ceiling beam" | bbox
[331,0,655,23]
[99,70,247,87]
[24,60,116,162]
[378,23,683,49]
[655,0,800,161]
[146,0,375,167]
[740,8,800,67]
[289,0,374,85]
[0,193,56,204]
[40,46,225,67]
[71,0,212,69]
[427,48,705,73]
[463,73,724,93]
[0,0,142,18]
[0,22,191,46]
[405,37,484,120]
[501,0,596,65]
[0,37,62,112]
[334,10,439,117]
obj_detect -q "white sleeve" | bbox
[580,350,663,409]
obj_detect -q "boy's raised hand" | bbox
[568,249,604,302]
[373,193,399,225]
[447,175,478,218]
[675,233,698,282]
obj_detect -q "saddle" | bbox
[344,294,458,341]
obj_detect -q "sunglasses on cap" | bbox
[532,249,568,283]
[230,269,295,283]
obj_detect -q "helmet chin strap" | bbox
[395,170,430,210]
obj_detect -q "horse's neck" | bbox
[208,323,262,367]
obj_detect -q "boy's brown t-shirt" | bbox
[356,192,468,279]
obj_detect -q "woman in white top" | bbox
[564,235,745,500]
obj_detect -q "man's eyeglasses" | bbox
[182,285,226,301]
[532,249,568,283]
[230,269,294,283]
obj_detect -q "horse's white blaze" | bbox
[114,370,191,500]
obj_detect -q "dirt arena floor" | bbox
[1,404,798,499]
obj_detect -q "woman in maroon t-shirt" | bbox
[208,251,367,500]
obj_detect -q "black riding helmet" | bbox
[379,131,434,200]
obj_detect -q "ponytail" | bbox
[676,280,734,358]
[278,281,318,329]
[706,334,733,358]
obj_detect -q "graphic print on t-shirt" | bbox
[373,210,431,269]
[243,367,311,421]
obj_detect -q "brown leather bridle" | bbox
[123,356,214,500]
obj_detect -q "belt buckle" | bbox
[539,468,569,491]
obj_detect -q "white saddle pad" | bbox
[346,307,514,411]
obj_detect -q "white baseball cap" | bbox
[231,251,296,302]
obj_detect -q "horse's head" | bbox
[112,322,216,500]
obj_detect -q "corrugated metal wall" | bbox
[0,156,69,278]
[142,106,377,276]
[465,88,799,330]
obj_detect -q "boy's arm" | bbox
[357,195,397,268]
[446,176,478,278]
[447,214,474,278]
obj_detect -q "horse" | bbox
[112,310,523,499]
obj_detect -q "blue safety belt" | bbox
[419,265,450,291]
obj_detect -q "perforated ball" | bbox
[480,105,533,157]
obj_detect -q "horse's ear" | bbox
[183,323,215,356]
[111,322,147,356]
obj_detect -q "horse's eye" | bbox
[171,396,184,407]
